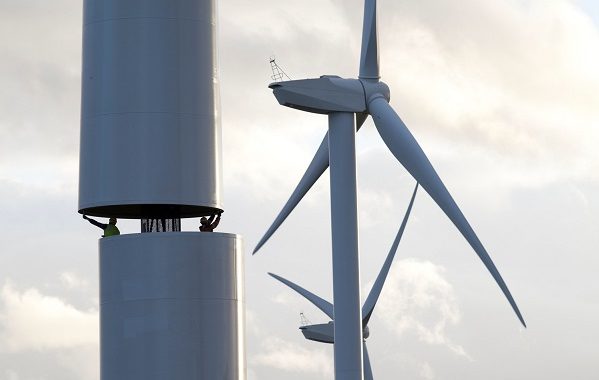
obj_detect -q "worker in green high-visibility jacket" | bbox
[83,215,120,237]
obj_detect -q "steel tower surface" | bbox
[79,1,245,379]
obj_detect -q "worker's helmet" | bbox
[109,218,117,224]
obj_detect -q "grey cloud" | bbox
[0,0,81,162]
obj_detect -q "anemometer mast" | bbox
[270,57,291,82]
[78,0,245,379]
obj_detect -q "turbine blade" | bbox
[253,134,329,254]
[363,341,374,380]
[368,97,526,327]
[253,115,368,254]
[359,0,380,80]
[362,183,418,326]
[268,272,334,320]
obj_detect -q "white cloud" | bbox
[419,362,435,380]
[379,0,599,187]
[272,291,300,307]
[251,337,332,376]
[59,272,89,290]
[374,258,469,358]
[0,283,98,352]
[247,368,258,380]
[223,124,325,200]
[246,309,264,337]
[5,370,20,380]
[54,346,99,380]
[358,188,395,229]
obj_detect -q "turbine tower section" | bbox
[78,1,245,379]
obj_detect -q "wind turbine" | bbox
[269,183,419,380]
[255,0,526,378]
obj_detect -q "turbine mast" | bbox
[328,112,364,379]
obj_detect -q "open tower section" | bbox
[78,1,245,378]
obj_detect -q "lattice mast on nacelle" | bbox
[270,56,291,82]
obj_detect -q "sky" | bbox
[0,0,598,379]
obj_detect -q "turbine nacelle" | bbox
[269,76,390,115]
[300,321,370,344]
[300,321,334,344]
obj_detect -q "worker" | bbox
[199,211,222,232]
[83,215,120,237]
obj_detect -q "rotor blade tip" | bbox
[519,317,527,328]
[511,304,526,327]
[252,243,264,255]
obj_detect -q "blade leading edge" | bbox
[268,272,334,320]
[368,97,526,327]
[361,182,418,326]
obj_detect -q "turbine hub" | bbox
[361,79,390,104]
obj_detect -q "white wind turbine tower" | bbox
[269,184,419,380]
[254,0,526,379]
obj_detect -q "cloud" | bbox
[59,272,90,290]
[272,291,301,307]
[419,362,435,380]
[4,370,20,380]
[245,309,265,337]
[378,0,599,186]
[247,368,258,380]
[0,0,81,195]
[0,0,81,161]
[251,337,332,377]
[0,283,98,353]
[53,346,99,380]
[223,124,327,200]
[374,258,469,358]
[358,187,395,229]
